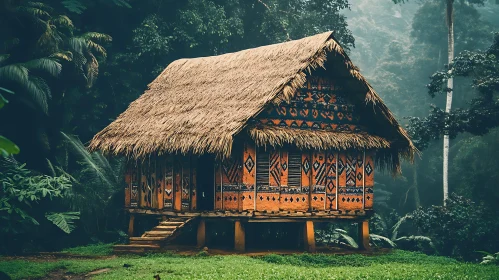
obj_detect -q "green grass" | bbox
[60,243,114,256]
[0,250,498,279]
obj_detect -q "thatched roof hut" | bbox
[89,31,416,173]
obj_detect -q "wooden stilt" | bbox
[234,220,245,252]
[358,220,370,250]
[128,214,135,237]
[197,219,206,248]
[303,220,316,253]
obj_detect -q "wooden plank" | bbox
[124,165,131,207]
[234,220,245,252]
[174,156,182,211]
[303,220,316,252]
[197,219,206,248]
[128,214,135,237]
[358,220,370,250]
[156,159,164,210]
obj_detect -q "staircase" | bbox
[114,217,194,254]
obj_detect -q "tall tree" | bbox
[443,0,454,205]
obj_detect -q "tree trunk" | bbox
[413,160,421,209]
[443,0,454,206]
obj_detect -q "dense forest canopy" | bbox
[1,0,499,263]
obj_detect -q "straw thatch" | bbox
[248,126,391,151]
[89,31,416,173]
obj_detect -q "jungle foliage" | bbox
[0,0,498,263]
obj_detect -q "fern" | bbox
[45,212,80,234]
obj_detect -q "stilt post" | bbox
[197,219,206,248]
[234,220,245,252]
[358,220,370,250]
[303,220,316,253]
[128,214,135,237]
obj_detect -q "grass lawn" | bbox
[0,246,498,279]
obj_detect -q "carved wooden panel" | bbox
[364,152,375,209]
[311,152,326,210]
[164,156,174,209]
[242,142,256,210]
[124,166,131,207]
[325,152,337,210]
[156,160,163,209]
[130,166,139,208]
[222,156,241,211]
[255,77,364,133]
[181,157,191,211]
[173,157,182,211]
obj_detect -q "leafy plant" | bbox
[61,132,125,235]
[316,227,359,249]
[477,251,499,265]
[45,211,80,234]
[0,157,72,234]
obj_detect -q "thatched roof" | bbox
[89,31,416,173]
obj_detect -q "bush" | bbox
[410,194,499,261]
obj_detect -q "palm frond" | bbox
[85,54,99,87]
[26,2,54,13]
[86,40,107,58]
[36,23,62,53]
[25,76,51,114]
[370,234,397,248]
[0,54,10,65]
[81,32,112,43]
[50,51,73,62]
[334,229,359,249]
[61,0,87,14]
[24,58,62,77]
[392,214,412,240]
[45,211,80,234]
[395,235,433,247]
[50,15,74,29]
[0,65,29,85]
[16,6,50,19]
[61,132,116,189]
[68,37,88,53]
[46,158,56,176]
[109,0,132,8]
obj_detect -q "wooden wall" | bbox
[213,141,375,212]
[124,155,197,211]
